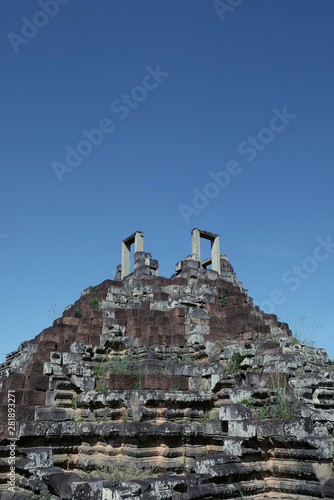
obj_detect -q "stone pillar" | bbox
[121,231,144,279]
[191,228,201,261]
[211,233,221,274]
[191,228,221,275]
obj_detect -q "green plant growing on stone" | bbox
[233,483,244,499]
[258,404,269,419]
[70,396,76,409]
[291,315,318,348]
[88,285,96,292]
[89,297,100,309]
[198,415,218,423]
[219,289,228,307]
[299,460,305,477]
[228,351,245,373]
[271,374,295,419]
[237,398,254,407]
[112,357,129,373]
[237,398,268,419]
[92,361,108,376]
[133,380,140,390]
[251,331,259,341]
[96,382,108,391]
[112,357,147,377]
[156,353,163,360]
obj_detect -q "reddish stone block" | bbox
[142,277,168,286]
[153,292,168,301]
[2,375,26,392]
[22,390,46,406]
[142,317,156,327]
[75,333,90,344]
[263,313,278,325]
[156,334,164,345]
[170,318,185,328]
[172,335,185,346]
[53,323,77,335]
[26,361,44,376]
[167,308,185,318]
[91,324,103,335]
[127,309,138,318]
[205,303,221,313]
[141,374,188,390]
[141,374,170,390]
[156,317,169,327]
[39,328,56,342]
[148,326,159,336]
[127,318,141,328]
[138,302,150,310]
[62,317,80,326]
[170,325,185,337]
[157,325,171,337]
[88,335,100,346]
[170,277,188,286]
[209,327,225,341]
[91,309,103,319]
[128,327,141,337]
[37,340,57,353]
[16,405,36,424]
[92,318,103,325]
[115,309,128,320]
[77,320,90,334]
[26,375,48,391]
[104,279,122,289]
[109,374,138,390]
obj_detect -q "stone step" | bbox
[46,389,76,408]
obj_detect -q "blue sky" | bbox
[1,0,333,362]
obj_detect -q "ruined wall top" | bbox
[117,228,223,281]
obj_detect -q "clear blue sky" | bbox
[1,1,333,362]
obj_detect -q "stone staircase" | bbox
[5,333,332,499]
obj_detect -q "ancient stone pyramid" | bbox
[1,229,334,499]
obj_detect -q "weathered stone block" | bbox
[219,404,252,421]
[50,352,62,364]
[109,373,138,390]
[256,418,314,439]
[223,437,244,456]
[228,420,256,437]
[17,447,53,470]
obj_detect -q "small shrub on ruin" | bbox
[228,352,245,373]
[92,362,108,376]
[271,374,295,419]
[89,297,100,309]
[219,289,228,307]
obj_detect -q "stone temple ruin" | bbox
[1,228,334,499]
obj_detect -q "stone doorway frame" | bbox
[191,228,221,275]
[121,231,144,279]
